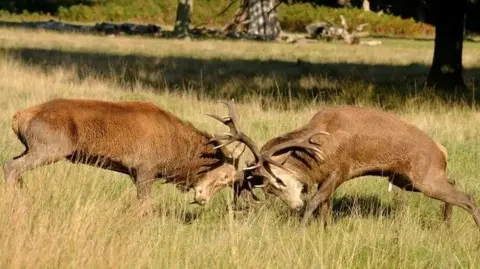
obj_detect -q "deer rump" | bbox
[302,106,448,191]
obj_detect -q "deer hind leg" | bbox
[3,149,70,188]
[415,174,480,229]
[3,120,74,188]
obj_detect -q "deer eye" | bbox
[276,178,287,187]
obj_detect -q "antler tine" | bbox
[243,163,261,171]
[262,130,329,161]
[220,100,241,130]
[263,157,298,175]
[209,134,232,146]
[210,134,232,141]
[221,100,265,162]
[206,100,239,144]
[207,100,240,136]
[213,139,237,149]
[206,113,228,124]
[262,140,323,161]
[208,99,264,163]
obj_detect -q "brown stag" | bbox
[211,101,480,229]
[3,98,244,205]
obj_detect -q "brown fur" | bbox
[256,105,480,228]
[3,98,234,201]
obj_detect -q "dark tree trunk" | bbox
[426,0,467,92]
[174,0,193,37]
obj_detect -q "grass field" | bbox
[1,27,480,268]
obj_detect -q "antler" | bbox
[260,131,330,164]
[207,100,263,163]
[208,100,330,180]
[245,131,329,176]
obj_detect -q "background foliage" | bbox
[0,0,436,37]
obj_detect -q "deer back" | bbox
[261,106,447,184]
[13,99,229,184]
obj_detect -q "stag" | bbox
[3,98,244,205]
[211,101,480,229]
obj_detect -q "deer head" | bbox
[207,100,329,210]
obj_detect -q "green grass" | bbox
[0,1,435,37]
[0,27,480,268]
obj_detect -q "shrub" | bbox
[279,4,434,37]
[58,1,165,23]
[1,0,435,37]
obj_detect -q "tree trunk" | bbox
[426,0,467,92]
[223,0,281,39]
[174,0,193,37]
[247,0,281,39]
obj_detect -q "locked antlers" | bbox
[208,100,329,178]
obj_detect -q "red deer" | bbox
[212,101,480,229]
[3,98,243,205]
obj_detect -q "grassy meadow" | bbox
[0,27,480,268]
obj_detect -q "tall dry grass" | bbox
[0,27,479,268]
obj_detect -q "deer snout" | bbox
[291,200,305,211]
[193,186,209,206]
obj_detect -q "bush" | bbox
[0,0,435,37]
[56,0,237,25]
[279,4,434,37]
[57,0,166,23]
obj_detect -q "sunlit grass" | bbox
[0,27,479,268]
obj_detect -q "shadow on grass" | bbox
[232,192,396,223]
[3,46,480,108]
[147,203,204,225]
[332,195,395,221]
[178,211,202,224]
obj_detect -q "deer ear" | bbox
[301,183,309,194]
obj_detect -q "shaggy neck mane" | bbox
[164,121,232,187]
